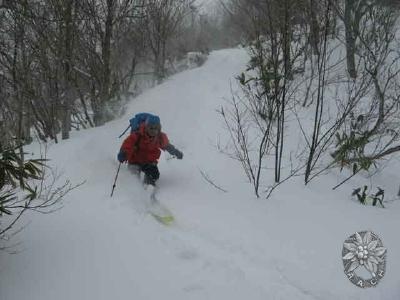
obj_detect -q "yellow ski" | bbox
[147,186,174,225]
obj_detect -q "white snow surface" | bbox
[1,48,400,300]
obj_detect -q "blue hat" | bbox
[146,115,161,126]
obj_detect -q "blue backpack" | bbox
[119,113,159,138]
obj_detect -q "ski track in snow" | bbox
[1,48,400,300]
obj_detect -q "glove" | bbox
[174,149,183,160]
[117,151,127,163]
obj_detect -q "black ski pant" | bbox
[129,163,159,185]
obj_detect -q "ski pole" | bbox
[111,162,122,197]
[118,125,131,138]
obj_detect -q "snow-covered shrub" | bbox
[352,186,385,207]
[186,52,207,68]
[0,145,79,248]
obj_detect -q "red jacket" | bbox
[121,124,169,164]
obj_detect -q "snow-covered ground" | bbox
[1,48,399,300]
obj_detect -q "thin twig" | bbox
[198,168,228,193]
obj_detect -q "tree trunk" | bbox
[309,0,320,55]
[345,0,357,78]
[95,0,114,126]
[61,0,74,140]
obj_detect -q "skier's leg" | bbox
[128,164,141,179]
[140,163,160,186]
[139,164,160,205]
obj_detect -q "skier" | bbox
[117,115,183,186]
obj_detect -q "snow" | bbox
[1,48,400,300]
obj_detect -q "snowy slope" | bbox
[1,48,400,300]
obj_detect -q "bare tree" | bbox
[332,2,400,171]
[143,0,193,84]
[220,0,308,196]
[0,0,149,140]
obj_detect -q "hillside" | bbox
[1,48,399,300]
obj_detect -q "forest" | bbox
[1,0,400,242]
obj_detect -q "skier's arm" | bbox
[159,133,183,159]
[165,143,183,159]
[118,133,138,162]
